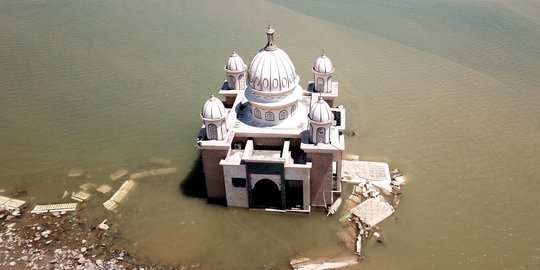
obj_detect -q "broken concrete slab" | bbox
[79,182,95,191]
[67,169,85,178]
[3,198,26,209]
[130,167,177,179]
[0,195,26,209]
[110,169,129,181]
[103,200,117,211]
[290,256,358,270]
[0,195,10,205]
[71,191,91,202]
[119,180,136,192]
[103,180,137,211]
[31,203,77,214]
[96,185,112,194]
[149,157,172,165]
[342,160,391,182]
[350,198,394,227]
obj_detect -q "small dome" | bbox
[309,96,334,122]
[226,51,247,72]
[201,95,227,119]
[313,52,334,74]
[248,26,298,93]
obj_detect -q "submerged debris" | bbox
[327,197,342,216]
[110,169,129,181]
[149,156,172,165]
[103,180,137,211]
[290,256,359,270]
[337,162,407,259]
[96,184,112,194]
[0,195,26,210]
[71,191,91,202]
[31,203,77,214]
[67,168,85,178]
[130,167,177,179]
[98,219,109,230]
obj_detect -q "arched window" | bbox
[316,77,325,92]
[238,74,245,89]
[291,105,296,114]
[265,111,274,121]
[327,76,332,91]
[207,124,218,140]
[279,110,287,120]
[316,127,326,144]
[254,108,261,119]
[227,75,236,90]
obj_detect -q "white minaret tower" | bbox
[308,96,334,144]
[312,51,334,93]
[224,50,247,90]
[201,95,228,140]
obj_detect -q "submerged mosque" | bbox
[196,26,346,212]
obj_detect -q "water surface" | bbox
[1,0,539,269]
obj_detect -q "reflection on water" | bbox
[0,0,539,269]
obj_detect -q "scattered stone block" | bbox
[102,200,117,211]
[67,169,85,178]
[149,157,172,165]
[96,185,112,194]
[103,180,136,211]
[31,203,77,214]
[79,182,94,191]
[109,169,129,181]
[71,191,91,202]
[130,167,177,179]
[350,198,394,227]
[0,195,26,209]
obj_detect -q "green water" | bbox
[1,0,539,269]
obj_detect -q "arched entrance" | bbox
[251,179,281,209]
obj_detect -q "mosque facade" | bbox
[196,26,346,212]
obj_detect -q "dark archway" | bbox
[252,179,281,209]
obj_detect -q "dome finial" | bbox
[265,25,277,51]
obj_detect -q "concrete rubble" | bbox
[109,169,129,181]
[67,169,85,178]
[71,191,91,202]
[1,157,186,269]
[0,206,180,269]
[148,157,172,166]
[103,180,136,211]
[336,160,406,259]
[290,256,358,270]
[130,167,177,180]
[0,195,26,210]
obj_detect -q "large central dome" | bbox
[244,26,303,126]
[248,26,299,94]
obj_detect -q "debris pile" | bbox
[0,206,177,269]
[0,156,182,269]
[337,160,406,258]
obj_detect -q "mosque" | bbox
[196,26,346,212]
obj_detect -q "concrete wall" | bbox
[285,165,311,210]
[200,148,229,200]
[307,152,334,207]
[223,164,248,207]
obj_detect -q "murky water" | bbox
[1,0,539,269]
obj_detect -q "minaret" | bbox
[200,95,228,140]
[224,50,247,90]
[312,51,335,93]
[308,96,334,144]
